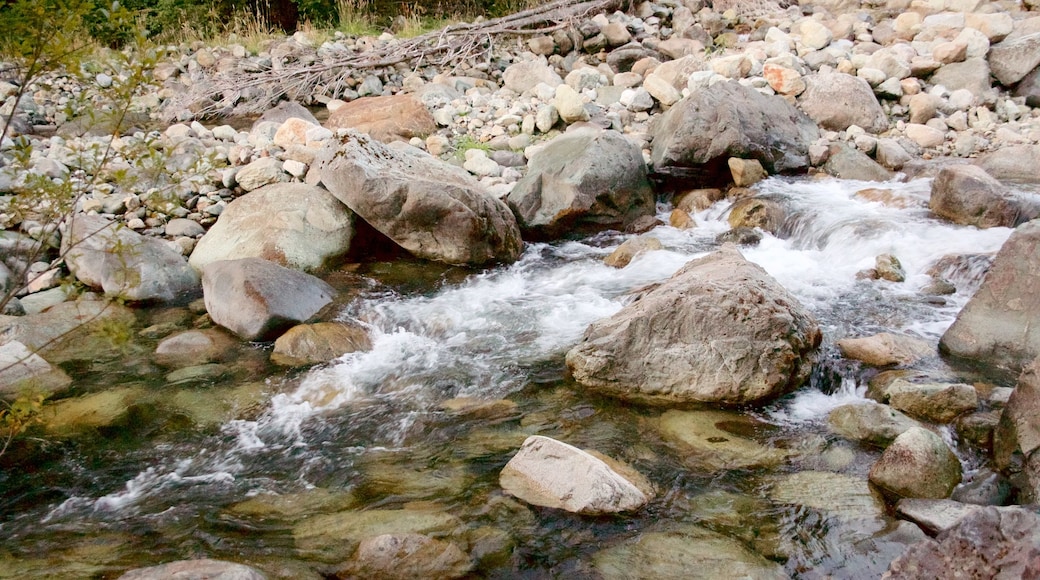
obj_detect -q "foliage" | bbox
[0,392,45,458]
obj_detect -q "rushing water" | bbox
[0,176,1021,577]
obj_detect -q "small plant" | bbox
[0,391,46,458]
[454,135,492,161]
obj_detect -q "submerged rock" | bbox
[154,329,237,368]
[117,558,266,579]
[656,409,789,472]
[566,246,821,406]
[293,508,462,563]
[769,471,885,520]
[271,321,371,366]
[0,300,137,364]
[316,131,522,266]
[0,340,72,399]
[336,533,472,580]
[895,498,985,536]
[499,435,654,515]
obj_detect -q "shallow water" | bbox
[0,176,1021,578]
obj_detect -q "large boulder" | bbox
[929,165,1036,229]
[929,58,993,98]
[154,329,238,368]
[118,559,266,580]
[325,94,437,143]
[828,401,922,448]
[63,214,199,302]
[837,333,933,367]
[976,144,1040,183]
[987,16,1040,86]
[0,300,136,363]
[993,358,1040,503]
[566,246,821,406]
[502,58,563,93]
[499,435,654,514]
[271,322,372,366]
[940,220,1040,371]
[649,81,820,185]
[868,427,962,500]
[316,131,522,266]
[884,507,1040,578]
[201,258,335,341]
[189,183,355,272]
[887,381,979,424]
[797,70,888,133]
[506,128,655,239]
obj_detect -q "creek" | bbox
[0,175,1017,578]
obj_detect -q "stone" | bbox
[762,63,806,96]
[993,358,1040,502]
[271,322,372,366]
[316,131,522,266]
[895,498,985,536]
[657,410,788,472]
[875,139,913,170]
[669,208,695,230]
[293,508,462,563]
[154,329,237,368]
[499,435,653,514]
[165,218,204,238]
[905,124,944,149]
[566,247,821,406]
[929,165,1034,229]
[929,58,992,99]
[201,258,335,341]
[839,330,932,365]
[642,74,681,106]
[189,183,354,273]
[908,93,941,125]
[829,401,922,448]
[604,236,663,268]
[716,227,762,246]
[976,144,1040,183]
[884,507,1040,578]
[876,253,906,282]
[619,87,654,111]
[987,17,1040,86]
[235,157,288,192]
[63,214,200,303]
[868,427,962,500]
[823,144,893,182]
[651,81,820,185]
[325,94,437,143]
[337,533,472,580]
[553,84,589,123]
[0,301,136,364]
[273,117,319,149]
[117,559,266,579]
[462,149,501,177]
[507,128,654,240]
[887,381,979,424]
[727,198,785,235]
[769,471,885,520]
[528,36,555,56]
[591,527,786,580]
[798,70,888,133]
[0,340,72,399]
[728,158,767,187]
[502,59,563,94]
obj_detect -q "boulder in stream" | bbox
[828,401,923,448]
[566,246,821,406]
[336,533,472,580]
[837,333,933,367]
[202,258,335,341]
[993,357,1040,503]
[0,340,72,399]
[506,128,654,240]
[271,321,372,366]
[117,558,267,579]
[316,131,522,266]
[929,165,1037,229]
[868,426,962,500]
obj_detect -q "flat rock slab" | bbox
[769,471,886,521]
[499,435,654,515]
[656,410,789,473]
[895,498,985,536]
[838,333,934,367]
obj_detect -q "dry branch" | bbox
[160,0,624,121]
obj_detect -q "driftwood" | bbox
[162,0,624,121]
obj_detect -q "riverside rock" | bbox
[868,427,962,500]
[650,81,820,185]
[976,144,1040,183]
[118,559,266,580]
[986,16,1040,86]
[929,165,1034,229]
[154,329,237,368]
[189,183,355,273]
[499,435,654,514]
[567,246,820,406]
[797,70,888,133]
[941,220,1040,371]
[337,533,472,580]
[837,333,933,367]
[316,131,522,266]
[271,321,372,366]
[828,401,922,448]
[506,128,654,239]
[0,340,72,399]
[201,258,335,341]
[325,94,437,143]
[993,358,1040,503]
[63,214,200,303]
[886,381,979,424]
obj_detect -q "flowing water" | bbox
[0,176,1022,578]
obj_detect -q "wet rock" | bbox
[769,470,885,520]
[201,258,335,341]
[828,401,922,448]
[656,410,789,472]
[336,533,472,580]
[293,508,462,563]
[728,158,766,187]
[823,144,893,182]
[650,81,819,185]
[117,558,266,579]
[976,144,1040,183]
[715,227,762,246]
[674,188,725,213]
[325,94,437,143]
[887,381,978,424]
[438,397,519,422]
[874,254,905,283]
[0,300,137,363]
[154,329,237,368]
[499,435,653,515]
[316,131,522,266]
[63,214,200,303]
[229,488,358,522]
[955,410,999,452]
[604,236,662,269]
[43,386,146,436]
[993,358,1040,503]
[591,527,786,580]
[929,165,1035,229]
[726,198,785,236]
[895,498,985,536]
[797,70,888,133]
[271,321,372,366]
[668,208,695,230]
[0,340,72,399]
[941,220,1040,371]
[567,246,820,406]
[884,506,1040,578]
[189,183,355,273]
[508,128,653,240]
[837,333,933,367]
[868,427,962,500]
[235,157,288,192]
[951,469,1012,506]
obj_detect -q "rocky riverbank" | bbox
[3,0,1040,577]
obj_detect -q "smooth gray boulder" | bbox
[976,144,1040,183]
[822,143,893,182]
[189,183,354,272]
[566,246,821,406]
[941,220,1040,371]
[506,128,654,239]
[316,131,522,266]
[929,58,992,98]
[868,427,962,500]
[201,258,335,341]
[649,80,820,184]
[118,558,266,579]
[929,165,1036,229]
[797,70,888,133]
[499,435,654,515]
[63,214,200,302]
[828,401,922,448]
[994,358,1040,503]
[987,16,1040,86]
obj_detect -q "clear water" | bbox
[0,176,1018,578]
